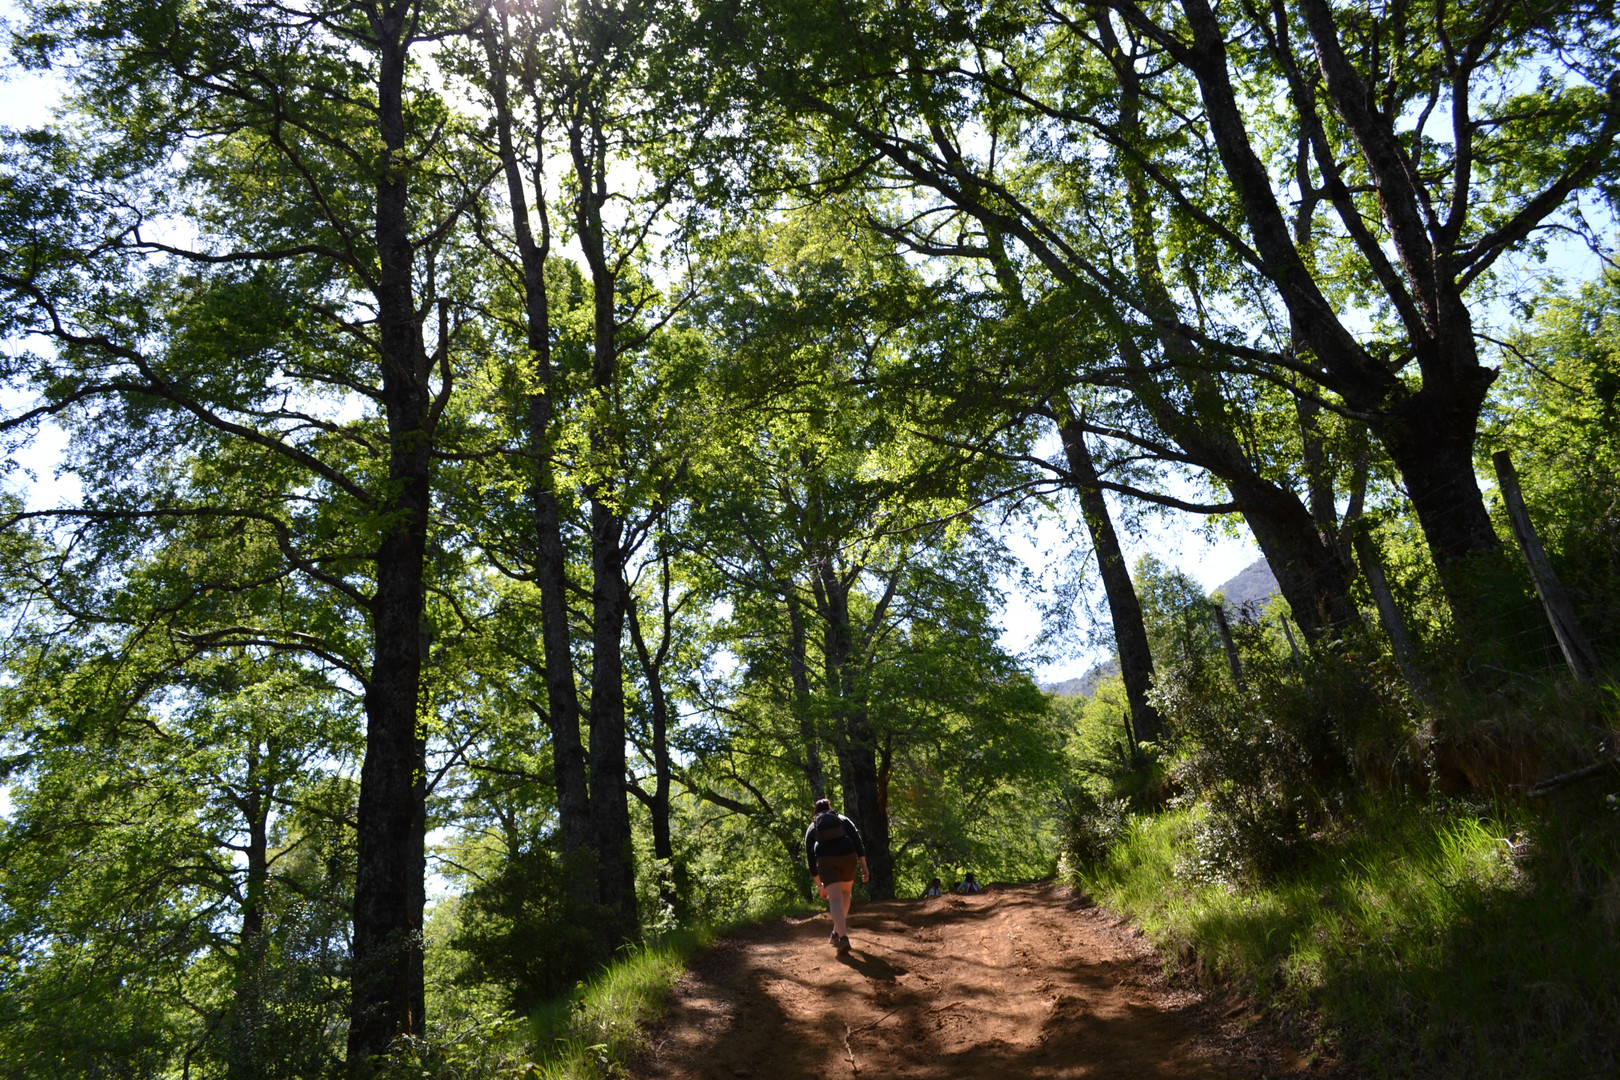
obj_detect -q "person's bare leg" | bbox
[835,880,854,939]
[827,880,849,937]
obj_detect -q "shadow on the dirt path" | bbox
[855,892,1013,931]
[870,1002,1233,1080]
[834,947,908,981]
[638,885,1250,1080]
[640,950,834,1080]
[646,969,1230,1080]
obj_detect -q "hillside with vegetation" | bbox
[0,0,1617,1077]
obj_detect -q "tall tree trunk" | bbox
[1107,326,1361,643]
[1293,0,1506,585]
[1295,395,1354,565]
[815,566,894,899]
[228,742,272,1080]
[785,593,826,799]
[1212,603,1248,693]
[349,10,432,1071]
[1097,11,1360,647]
[628,598,674,864]
[987,144,1155,750]
[839,712,894,899]
[1378,382,1503,610]
[1147,0,1503,628]
[1238,480,1363,641]
[627,575,678,913]
[482,16,591,858]
[587,427,635,946]
[1351,526,1430,698]
[1494,450,1600,683]
[575,109,637,948]
[1056,417,1165,748]
[533,429,592,862]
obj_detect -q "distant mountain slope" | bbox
[1042,558,1280,696]
[1212,557,1279,618]
[1041,657,1119,698]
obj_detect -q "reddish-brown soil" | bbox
[636,883,1309,1080]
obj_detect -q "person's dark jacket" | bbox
[804,812,864,877]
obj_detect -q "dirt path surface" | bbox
[637,883,1305,1080]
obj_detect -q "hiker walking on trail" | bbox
[957,872,981,894]
[806,797,868,954]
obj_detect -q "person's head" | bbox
[930,877,941,887]
[814,797,832,815]
[965,871,977,881]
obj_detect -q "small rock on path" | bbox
[636,882,1308,1079]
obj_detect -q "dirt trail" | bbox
[636,883,1305,1080]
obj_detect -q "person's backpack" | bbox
[814,812,846,843]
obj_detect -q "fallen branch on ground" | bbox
[843,1000,966,1072]
[1527,752,1620,798]
[843,1009,902,1074]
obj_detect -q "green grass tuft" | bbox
[526,926,714,1079]
[1073,793,1620,1078]
[392,890,823,1079]
[385,925,722,1079]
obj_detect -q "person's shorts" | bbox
[817,854,858,883]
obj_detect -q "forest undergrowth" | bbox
[1072,791,1620,1078]
[1058,625,1620,1080]
[383,896,827,1080]
[382,926,713,1080]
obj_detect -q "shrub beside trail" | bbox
[1057,622,1620,1079]
[1071,791,1620,1078]
[380,926,718,1080]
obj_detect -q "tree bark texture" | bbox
[816,565,895,899]
[1098,15,1362,647]
[576,106,638,947]
[349,9,431,1070]
[1057,419,1165,747]
[1144,0,1507,619]
[483,16,592,858]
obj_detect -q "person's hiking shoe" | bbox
[829,930,841,947]
[836,934,851,955]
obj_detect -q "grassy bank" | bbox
[1072,791,1620,1078]
[379,926,711,1079]
[525,925,716,1079]
[388,897,822,1080]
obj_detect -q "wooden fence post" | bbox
[1211,602,1248,694]
[1350,526,1431,701]
[1279,613,1304,668]
[1492,450,1600,684]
